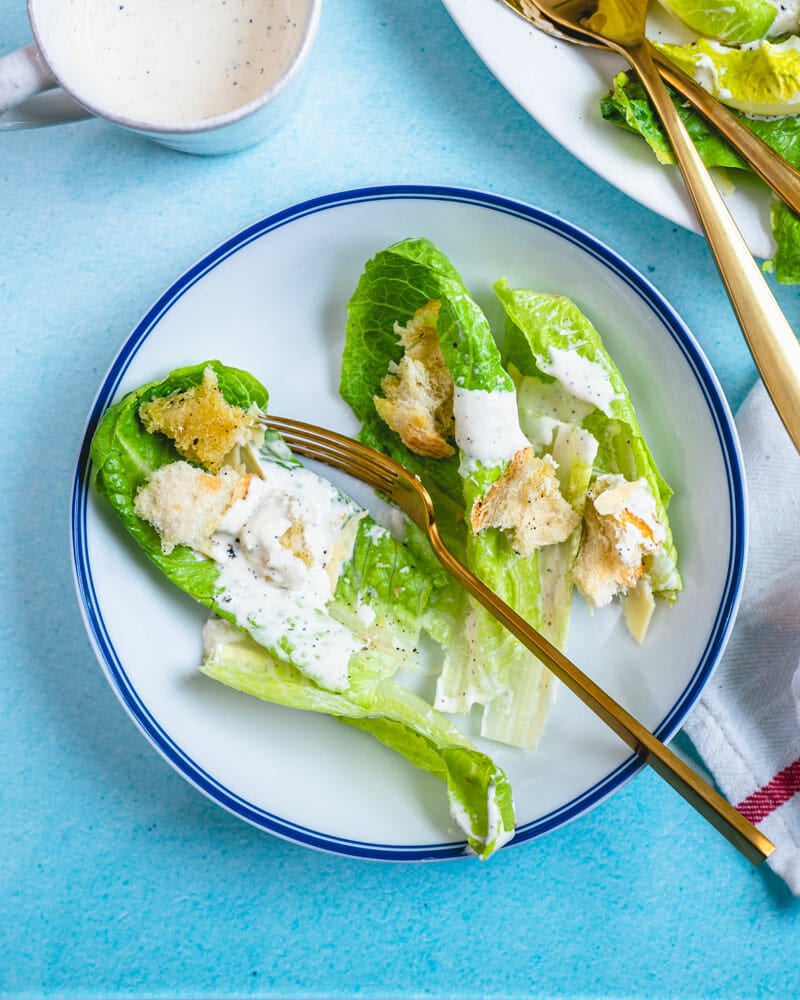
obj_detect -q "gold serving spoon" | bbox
[500,0,800,215]
[502,0,800,453]
[265,413,776,866]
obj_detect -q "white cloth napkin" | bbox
[683,380,800,892]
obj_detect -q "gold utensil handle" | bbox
[649,46,800,216]
[427,521,775,865]
[629,42,800,452]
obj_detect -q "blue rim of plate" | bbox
[71,184,746,862]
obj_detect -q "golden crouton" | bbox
[134,461,252,555]
[278,521,313,568]
[138,366,259,473]
[373,300,455,458]
[573,475,666,608]
[470,446,580,556]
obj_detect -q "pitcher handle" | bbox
[0,42,91,128]
[0,43,58,112]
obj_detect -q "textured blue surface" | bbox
[1,1,799,997]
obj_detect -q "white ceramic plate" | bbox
[71,185,745,861]
[442,0,775,259]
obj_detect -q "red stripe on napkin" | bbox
[737,758,800,824]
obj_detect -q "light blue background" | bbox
[2,1,798,997]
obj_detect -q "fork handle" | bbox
[626,42,800,453]
[428,525,774,865]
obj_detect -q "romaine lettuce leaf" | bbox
[340,239,560,748]
[201,618,515,860]
[91,360,268,607]
[653,37,800,117]
[341,237,484,556]
[655,0,776,45]
[93,362,363,690]
[601,71,800,172]
[600,72,748,169]
[766,201,800,284]
[92,360,516,858]
[495,280,682,603]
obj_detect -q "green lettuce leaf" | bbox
[91,360,464,689]
[653,37,800,117]
[90,360,268,607]
[601,71,800,172]
[495,280,682,602]
[92,360,516,858]
[340,236,507,556]
[340,239,560,748]
[655,0,776,45]
[201,618,515,860]
[600,72,749,169]
[93,362,367,689]
[766,201,800,283]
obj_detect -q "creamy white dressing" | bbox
[517,373,596,424]
[355,603,377,628]
[693,49,736,101]
[447,779,514,857]
[539,347,619,416]
[516,372,599,451]
[767,0,800,35]
[516,413,560,453]
[68,0,306,124]
[693,52,721,95]
[210,465,363,692]
[453,388,529,468]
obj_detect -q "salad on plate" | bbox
[602,0,800,281]
[90,238,680,859]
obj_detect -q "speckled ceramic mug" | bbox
[0,0,321,155]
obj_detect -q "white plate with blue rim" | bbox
[71,185,745,860]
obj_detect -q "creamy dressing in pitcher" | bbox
[72,0,305,124]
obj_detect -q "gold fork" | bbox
[501,0,800,454]
[500,0,800,215]
[265,413,775,866]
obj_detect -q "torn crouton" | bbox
[373,300,455,458]
[573,474,666,608]
[278,520,314,568]
[138,365,259,473]
[134,460,251,555]
[470,446,580,556]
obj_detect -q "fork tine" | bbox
[264,415,397,494]
[293,439,395,494]
[266,415,387,465]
